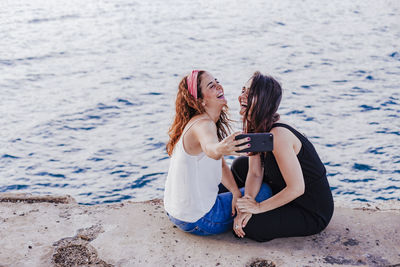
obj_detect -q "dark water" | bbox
[1,0,399,204]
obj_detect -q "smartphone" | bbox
[235,133,274,152]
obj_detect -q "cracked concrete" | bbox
[0,193,399,266]
[51,225,112,267]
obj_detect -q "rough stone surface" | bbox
[0,193,399,266]
[51,224,111,266]
[0,193,76,204]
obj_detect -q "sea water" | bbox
[1,0,399,204]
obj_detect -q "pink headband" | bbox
[186,70,199,99]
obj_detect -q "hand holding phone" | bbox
[235,133,274,152]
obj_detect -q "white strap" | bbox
[182,116,211,138]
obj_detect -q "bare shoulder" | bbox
[193,116,215,129]
[190,116,216,135]
[270,123,298,152]
[270,125,292,140]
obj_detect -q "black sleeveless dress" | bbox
[231,123,334,242]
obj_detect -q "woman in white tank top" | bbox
[164,70,272,235]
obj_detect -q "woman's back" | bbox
[164,118,222,222]
[264,123,333,224]
[264,123,327,189]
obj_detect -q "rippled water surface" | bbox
[1,0,399,204]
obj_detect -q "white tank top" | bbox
[164,118,222,222]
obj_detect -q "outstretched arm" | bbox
[193,119,249,160]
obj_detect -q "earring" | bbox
[202,102,206,107]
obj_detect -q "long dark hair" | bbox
[243,71,282,134]
[166,71,231,156]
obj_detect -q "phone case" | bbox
[235,133,274,152]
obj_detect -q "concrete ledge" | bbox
[0,193,399,266]
[0,193,76,204]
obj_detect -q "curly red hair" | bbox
[166,71,231,156]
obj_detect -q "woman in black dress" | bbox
[233,72,334,242]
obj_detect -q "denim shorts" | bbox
[168,183,272,236]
